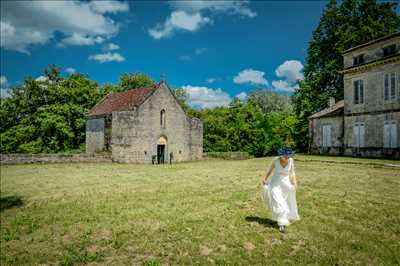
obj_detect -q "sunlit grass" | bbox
[1,156,399,265]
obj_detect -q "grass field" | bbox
[1,155,400,265]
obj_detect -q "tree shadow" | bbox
[0,195,23,212]
[245,216,277,228]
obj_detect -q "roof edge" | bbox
[343,32,400,54]
[309,100,345,119]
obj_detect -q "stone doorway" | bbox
[157,145,165,164]
[157,136,167,164]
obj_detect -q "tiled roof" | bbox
[309,100,344,119]
[87,86,156,117]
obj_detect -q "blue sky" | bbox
[0,1,329,108]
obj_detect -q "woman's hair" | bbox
[278,147,295,157]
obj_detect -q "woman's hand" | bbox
[260,176,267,186]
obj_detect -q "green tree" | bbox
[170,87,191,113]
[119,72,156,91]
[0,66,101,153]
[196,98,297,157]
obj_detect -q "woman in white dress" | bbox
[261,148,300,233]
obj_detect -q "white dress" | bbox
[262,157,300,226]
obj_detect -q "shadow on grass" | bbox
[0,195,23,211]
[245,216,276,228]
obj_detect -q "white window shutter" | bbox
[354,124,359,147]
[327,125,332,147]
[359,123,365,148]
[384,122,390,148]
[390,122,397,148]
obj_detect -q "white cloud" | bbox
[170,1,257,18]
[1,21,49,54]
[271,80,295,91]
[58,33,105,47]
[149,11,211,39]
[182,85,232,108]
[0,76,8,87]
[233,69,268,86]
[150,1,255,40]
[0,89,11,98]
[179,47,207,61]
[89,52,125,63]
[0,75,10,98]
[35,76,49,82]
[271,80,300,92]
[206,78,217,83]
[275,60,304,83]
[103,43,120,51]
[88,1,129,14]
[65,67,76,74]
[272,60,304,92]
[195,47,207,55]
[235,92,248,102]
[0,1,129,54]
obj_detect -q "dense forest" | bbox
[1,0,399,155]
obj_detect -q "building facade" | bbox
[86,81,203,163]
[309,99,344,155]
[310,32,400,158]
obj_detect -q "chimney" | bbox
[329,97,335,107]
[160,72,165,84]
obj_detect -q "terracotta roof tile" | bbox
[309,100,344,119]
[87,86,156,117]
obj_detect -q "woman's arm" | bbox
[261,159,275,185]
[290,158,298,190]
[292,175,298,191]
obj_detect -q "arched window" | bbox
[160,109,166,128]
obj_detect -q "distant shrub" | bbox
[0,195,23,211]
[204,152,253,160]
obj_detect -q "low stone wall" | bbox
[0,153,112,164]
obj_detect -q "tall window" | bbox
[384,73,396,101]
[354,80,364,104]
[383,44,396,57]
[322,125,332,147]
[353,122,365,148]
[353,54,364,65]
[384,120,397,148]
[160,109,166,128]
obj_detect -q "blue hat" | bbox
[278,147,295,157]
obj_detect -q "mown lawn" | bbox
[1,156,399,265]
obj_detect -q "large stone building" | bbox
[85,81,203,163]
[309,32,400,158]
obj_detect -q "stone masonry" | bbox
[85,81,203,163]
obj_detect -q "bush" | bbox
[204,152,253,160]
[0,195,23,211]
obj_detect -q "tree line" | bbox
[0,65,296,156]
[1,0,398,155]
